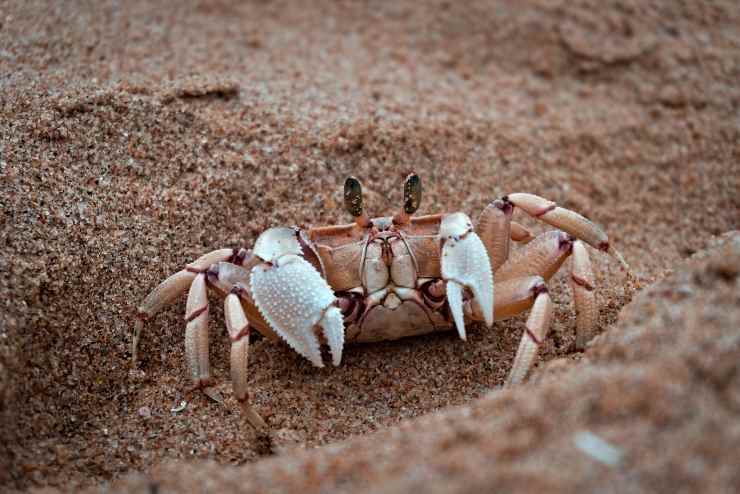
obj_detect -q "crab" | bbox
[132,173,628,429]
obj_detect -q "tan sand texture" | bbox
[105,231,740,493]
[1,0,739,492]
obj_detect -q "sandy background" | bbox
[1,0,738,492]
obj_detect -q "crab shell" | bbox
[207,212,493,368]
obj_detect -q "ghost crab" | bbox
[132,173,628,429]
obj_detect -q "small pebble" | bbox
[573,431,623,466]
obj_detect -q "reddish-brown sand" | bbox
[1,1,738,492]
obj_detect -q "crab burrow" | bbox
[133,173,629,429]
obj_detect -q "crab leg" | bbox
[495,230,574,283]
[132,248,237,364]
[478,199,513,273]
[506,284,553,385]
[464,276,546,323]
[477,200,535,274]
[224,288,267,429]
[506,193,629,269]
[133,270,196,365]
[571,240,598,350]
[184,273,213,390]
[510,221,534,243]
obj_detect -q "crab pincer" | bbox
[439,212,494,341]
[250,227,345,367]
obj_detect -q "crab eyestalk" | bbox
[344,176,371,227]
[393,172,422,225]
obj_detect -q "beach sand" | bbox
[1,1,738,492]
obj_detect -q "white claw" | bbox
[250,253,342,368]
[253,227,302,263]
[446,281,467,340]
[320,307,345,366]
[440,213,495,338]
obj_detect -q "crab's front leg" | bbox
[439,212,494,340]
[249,227,345,368]
[499,278,554,385]
[223,286,268,429]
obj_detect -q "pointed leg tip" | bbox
[240,402,269,431]
[504,373,522,387]
[485,312,494,329]
[203,386,225,404]
[457,328,468,341]
[609,247,631,270]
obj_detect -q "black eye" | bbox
[403,173,422,214]
[344,176,364,218]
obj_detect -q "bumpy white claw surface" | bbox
[250,254,340,367]
[440,213,495,336]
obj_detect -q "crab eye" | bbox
[344,176,364,218]
[403,173,422,214]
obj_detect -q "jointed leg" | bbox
[132,248,248,365]
[491,237,602,380]
[464,275,543,322]
[506,193,629,269]
[495,230,574,283]
[477,199,538,274]
[466,275,554,385]
[185,273,212,390]
[570,240,597,350]
[475,192,626,383]
[225,287,267,429]
[506,284,553,385]
[475,230,600,381]
[133,269,196,365]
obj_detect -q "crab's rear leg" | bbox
[506,193,629,270]
[133,269,196,365]
[496,228,600,351]
[464,274,555,385]
[493,229,574,367]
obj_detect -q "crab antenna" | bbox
[344,176,372,227]
[393,172,421,225]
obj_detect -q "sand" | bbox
[1,1,738,492]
